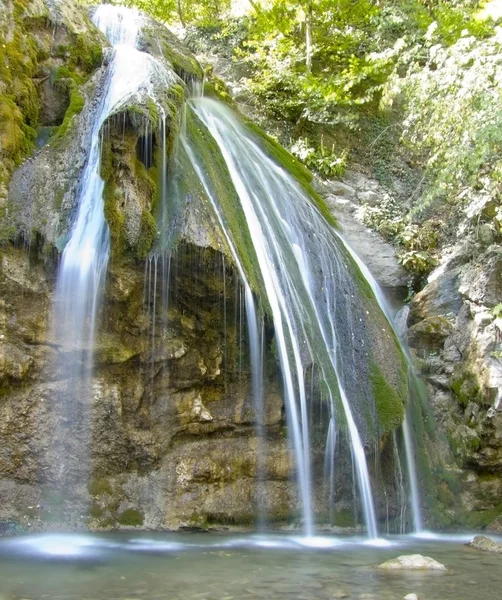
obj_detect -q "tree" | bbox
[120,0,231,26]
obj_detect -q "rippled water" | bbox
[0,532,500,599]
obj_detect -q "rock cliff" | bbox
[0,0,423,533]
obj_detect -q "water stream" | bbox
[0,532,500,600]
[51,5,176,489]
[187,97,383,537]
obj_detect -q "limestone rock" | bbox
[377,554,447,571]
[409,268,463,325]
[321,186,408,292]
[358,190,380,206]
[323,180,356,200]
[487,515,502,533]
[468,535,502,553]
[0,343,34,382]
[407,316,453,352]
[404,595,418,600]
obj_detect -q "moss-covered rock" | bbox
[118,508,144,527]
[0,0,105,213]
[370,362,406,434]
[182,106,264,293]
[139,16,203,81]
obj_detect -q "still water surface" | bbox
[0,532,500,600]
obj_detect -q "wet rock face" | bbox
[0,238,411,532]
[0,242,296,530]
[407,241,502,524]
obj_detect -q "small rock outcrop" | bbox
[378,554,447,571]
[316,171,409,298]
[468,535,502,554]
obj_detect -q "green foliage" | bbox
[398,249,438,276]
[88,477,113,496]
[290,137,347,178]
[492,303,502,318]
[107,0,231,27]
[382,20,502,214]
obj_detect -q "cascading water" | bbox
[341,240,424,533]
[45,4,424,535]
[184,97,397,538]
[51,5,177,492]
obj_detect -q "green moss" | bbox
[137,209,157,259]
[0,205,16,243]
[161,40,203,81]
[70,34,103,74]
[370,362,405,434]
[100,141,125,257]
[167,83,185,106]
[0,0,105,194]
[54,65,85,86]
[52,88,84,142]
[0,27,39,176]
[203,70,235,107]
[464,503,502,530]
[118,508,144,527]
[88,478,113,496]
[89,503,104,518]
[104,179,125,257]
[184,106,264,294]
[451,369,481,407]
[332,508,356,528]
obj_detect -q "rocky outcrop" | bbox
[0,0,422,534]
[406,237,502,527]
[0,0,104,217]
[316,171,410,301]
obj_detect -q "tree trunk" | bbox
[177,0,186,27]
[306,1,312,74]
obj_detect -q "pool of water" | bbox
[0,532,500,599]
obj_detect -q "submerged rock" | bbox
[377,554,447,571]
[468,535,502,553]
[403,594,418,600]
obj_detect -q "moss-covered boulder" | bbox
[0,0,105,228]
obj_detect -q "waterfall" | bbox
[51,5,176,493]
[44,5,424,534]
[340,240,423,533]
[185,97,390,538]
